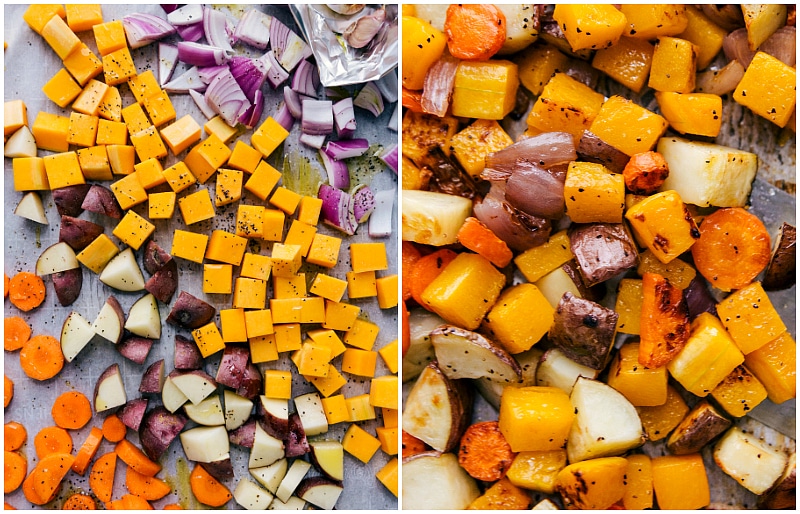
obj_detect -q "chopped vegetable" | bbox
[101,413,128,442]
[34,425,73,459]
[190,464,232,507]
[4,450,26,494]
[8,271,46,312]
[458,421,516,481]
[51,391,93,430]
[408,248,458,306]
[72,427,103,475]
[4,422,27,452]
[19,335,64,381]
[89,452,117,503]
[444,4,507,61]
[3,375,12,408]
[4,316,31,352]
[62,493,97,510]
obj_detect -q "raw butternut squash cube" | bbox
[112,211,153,251]
[514,230,573,283]
[269,186,301,215]
[67,112,99,147]
[273,273,306,299]
[297,196,323,226]
[401,110,459,163]
[178,189,215,225]
[733,52,796,128]
[4,100,27,137]
[206,230,247,266]
[620,5,688,39]
[232,277,267,310]
[41,14,81,59]
[227,140,262,174]
[32,111,70,152]
[96,119,127,145]
[667,313,744,397]
[121,103,150,135]
[625,190,699,264]
[321,395,349,424]
[250,117,289,158]
[308,364,347,397]
[274,323,301,353]
[163,161,196,193]
[346,271,377,299]
[244,160,282,200]
[323,300,360,331]
[110,172,147,210]
[220,308,247,342]
[307,329,346,359]
[451,60,519,120]
[243,309,274,339]
[592,37,654,93]
[402,15,446,90]
[296,342,331,377]
[130,126,168,161]
[43,151,84,189]
[235,204,265,239]
[262,209,286,242]
[590,96,668,156]
[553,4,627,51]
[344,318,380,351]
[378,340,399,375]
[77,146,112,181]
[306,233,342,268]
[506,450,567,493]
[72,79,108,116]
[93,19,126,56]
[240,253,272,281]
[486,283,553,354]
[514,42,569,97]
[192,322,226,358]
[382,407,398,429]
[13,157,50,191]
[744,331,796,404]
[171,230,208,263]
[376,426,398,456]
[607,343,668,406]
[102,46,137,86]
[148,192,175,220]
[717,282,786,355]
[710,365,767,417]
[250,334,278,363]
[342,424,381,463]
[422,252,506,331]
[651,454,710,510]
[127,71,161,105]
[564,161,624,223]
[376,458,399,497]
[376,275,398,309]
[635,384,689,441]
[264,370,292,399]
[23,5,66,34]
[499,386,574,452]
[342,349,378,377]
[310,274,347,302]
[185,133,231,183]
[284,221,316,257]
[63,43,103,86]
[615,278,643,335]
[203,264,233,294]
[449,119,513,178]
[203,115,238,143]
[623,454,654,510]
[97,85,123,122]
[271,243,303,277]
[648,36,698,93]
[214,168,243,207]
[143,90,176,127]
[160,114,201,155]
[350,242,387,273]
[65,4,102,32]
[42,68,82,108]
[77,234,119,273]
[134,158,165,189]
[106,144,135,175]
[527,73,604,140]
[677,6,727,70]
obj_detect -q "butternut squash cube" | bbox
[554,457,628,510]
[486,283,554,354]
[376,426,398,456]
[421,252,506,331]
[178,189,215,226]
[143,90,176,127]
[342,424,381,462]
[77,234,119,273]
[733,52,796,128]
[744,331,796,404]
[214,168,243,207]
[552,4,627,51]
[244,160,282,201]
[106,144,135,175]
[261,209,285,242]
[232,278,267,310]
[96,119,127,146]
[41,14,81,59]
[402,15,447,90]
[635,384,689,441]
[23,5,66,35]
[102,46,137,86]
[160,114,201,155]
[13,157,50,191]
[323,300,360,331]
[63,43,103,86]
[127,70,161,105]
[607,343,668,406]
[204,115,238,143]
[564,161,625,223]
[295,342,331,377]
[32,111,70,152]
[92,19,126,56]
[309,364,348,397]
[112,211,154,251]
[4,100,27,137]
[710,365,767,417]
[227,140,262,174]
[148,192,175,220]
[499,386,575,452]
[130,126,168,161]
[77,146,112,181]
[514,230,573,283]
[506,450,567,494]
[615,278,643,335]
[202,264,233,295]
[625,190,700,264]
[592,37,654,93]
[514,42,569,97]
[297,196,323,226]
[192,322,226,358]
[343,318,380,351]
[43,151,85,190]
[310,274,347,302]
[651,454,710,510]
[648,37,698,93]
[342,348,378,378]
[250,116,289,159]
[235,204,265,239]
[656,91,723,137]
[273,273,306,299]
[274,323,302,353]
[636,250,696,290]
[72,79,108,117]
[677,6,728,70]
[401,110,459,163]
[206,230,247,266]
[449,119,513,178]
[590,96,668,157]
[451,60,519,120]
[346,270,377,299]
[184,134,231,183]
[65,4,103,32]
[527,73,604,140]
[269,186,301,215]
[321,395,349,424]
[350,242,388,273]
[620,5,688,39]
[623,454,654,510]
[163,161,196,193]
[110,171,147,210]
[240,253,271,281]
[375,275,399,309]
[134,158,165,189]
[306,233,342,268]
[244,309,274,338]
[378,340,399,375]
[66,112,99,147]
[121,103,150,135]
[716,281,787,355]
[467,477,531,510]
[307,329,345,358]
[271,243,303,278]
[171,230,208,263]
[264,370,292,399]
[249,334,277,363]
[42,68,82,108]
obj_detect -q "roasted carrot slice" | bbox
[34,425,73,459]
[458,421,516,481]
[457,217,514,268]
[402,87,425,113]
[8,271,46,312]
[622,151,670,195]
[3,451,26,494]
[72,427,103,476]
[189,464,231,507]
[4,375,12,408]
[115,439,161,477]
[402,430,430,459]
[691,207,771,292]
[62,493,97,510]
[4,421,27,452]
[52,391,93,430]
[444,4,507,61]
[89,452,117,503]
[101,413,127,443]
[4,316,31,351]
[32,452,75,505]
[639,272,690,368]
[125,467,171,501]
[19,334,64,381]
[402,241,423,301]
[409,248,458,306]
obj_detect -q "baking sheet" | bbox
[4,4,398,510]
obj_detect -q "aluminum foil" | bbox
[291,4,398,87]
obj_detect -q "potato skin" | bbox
[59,215,104,251]
[758,453,796,509]
[52,267,83,306]
[569,223,638,286]
[577,130,630,173]
[81,185,123,219]
[763,222,796,291]
[667,400,731,455]
[143,240,172,275]
[166,291,216,329]
[548,292,619,370]
[53,184,91,218]
[139,406,188,461]
[145,258,178,303]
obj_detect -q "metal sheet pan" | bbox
[4,4,398,510]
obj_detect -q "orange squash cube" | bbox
[744,331,796,404]
[651,454,710,510]
[717,282,787,355]
[498,386,574,452]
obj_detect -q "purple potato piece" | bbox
[52,184,91,217]
[569,223,639,286]
[81,184,123,219]
[236,362,262,400]
[143,240,173,275]
[296,477,344,510]
[140,359,166,394]
[229,418,256,448]
[548,292,619,370]
[174,335,203,370]
[215,344,249,389]
[145,258,178,303]
[139,406,189,461]
[52,268,83,306]
[763,222,796,291]
[257,396,289,440]
[577,131,630,174]
[200,458,234,481]
[285,412,310,458]
[59,215,104,251]
[561,259,604,303]
[119,398,149,431]
[166,291,216,329]
[117,335,154,365]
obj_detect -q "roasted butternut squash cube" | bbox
[421,252,505,331]
[192,322,225,358]
[485,283,554,354]
[636,250,696,290]
[271,243,303,278]
[134,158,165,189]
[148,192,175,220]
[227,140,262,174]
[467,477,531,510]
[250,116,288,159]
[401,110,459,163]
[163,161,196,193]
[143,90,176,127]
[733,52,796,128]
[240,253,272,282]
[244,160,282,201]
[235,204,264,239]
[607,343,668,406]
[592,36,654,93]
[514,42,569,97]
[204,264,234,294]
[323,300,360,332]
[615,278,643,335]
[233,278,267,310]
[96,119,127,146]
[451,60,519,120]
[64,43,103,87]
[651,454,710,510]
[552,4,627,51]
[625,190,700,264]
[449,119,513,178]
[346,270,377,299]
[273,273,306,299]
[262,209,285,242]
[623,454,654,510]
[77,234,119,273]
[667,313,744,397]
[72,78,108,116]
[297,196,323,226]
[744,331,796,404]
[121,103,150,135]
[13,157,50,191]
[564,161,625,223]
[343,318,380,351]
[677,6,727,70]
[717,282,787,355]
[402,15,447,90]
[710,365,768,417]
[514,230,573,283]
[127,70,161,105]
[620,5,688,39]
[310,274,347,302]
[306,233,342,268]
[635,384,689,441]
[350,242,388,273]
[589,96,668,156]
[555,457,628,510]
[527,73,604,140]
[244,309,274,339]
[106,144,135,175]
[342,348,378,378]
[499,387,574,452]
[42,68,82,108]
[269,186,301,215]
[506,450,567,494]
[648,37,698,93]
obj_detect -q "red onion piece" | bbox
[177,41,229,67]
[473,184,552,252]
[758,26,796,67]
[234,9,272,49]
[486,131,576,178]
[291,59,320,97]
[683,275,718,320]
[189,88,216,119]
[421,54,459,117]
[319,148,350,189]
[158,43,179,86]
[263,51,290,89]
[238,90,264,129]
[387,103,398,132]
[701,5,744,32]
[354,82,384,117]
[368,188,395,238]
[352,184,376,223]
[333,97,357,138]
[379,144,398,174]
[696,60,745,95]
[325,138,369,160]
[198,65,228,84]
[271,17,312,72]
[162,66,205,93]
[344,7,386,49]
[505,162,566,220]
[284,87,308,119]
[176,20,204,42]
[376,69,398,104]
[204,7,234,53]
[167,4,202,26]
[299,133,326,149]
[273,102,294,132]
[229,56,268,102]
[161,5,180,14]
[301,100,333,135]
[723,28,755,69]
[123,13,176,49]
[205,68,251,126]
[319,184,357,235]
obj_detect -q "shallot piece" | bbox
[504,162,566,220]
[344,7,386,49]
[473,183,552,252]
[485,131,576,178]
[421,54,460,117]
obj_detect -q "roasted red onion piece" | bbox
[696,60,745,96]
[505,162,566,219]
[723,28,755,69]
[473,185,551,252]
[758,26,796,67]
[701,4,744,32]
[421,54,460,117]
[486,132,576,176]
[683,275,718,321]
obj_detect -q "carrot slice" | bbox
[62,493,97,510]
[4,316,31,351]
[402,87,425,113]
[163,504,183,510]
[402,241,423,301]
[102,413,127,443]
[8,271,46,312]
[4,375,12,408]
[22,467,49,505]
[457,217,514,268]
[409,248,458,306]
[4,273,9,298]
[4,451,26,494]
[622,151,670,194]
[4,501,16,510]
[402,430,430,459]
[104,499,125,510]
[20,334,64,381]
[34,425,73,459]
[691,207,771,292]
[115,439,161,477]
[458,421,516,481]
[639,272,690,368]
[89,452,117,503]
[122,494,154,510]
[189,464,231,507]
[4,422,27,452]
[72,427,103,476]
[125,467,171,500]
[32,452,75,504]
[52,391,93,430]
[444,4,507,61]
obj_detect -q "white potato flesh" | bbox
[60,311,95,363]
[92,298,124,344]
[742,4,787,50]
[402,453,480,510]
[294,393,328,436]
[536,348,599,395]
[402,190,472,246]
[403,309,444,382]
[161,375,189,413]
[234,479,274,510]
[224,390,253,431]
[411,4,448,30]
[180,426,230,463]
[535,267,583,309]
[496,5,539,54]
[298,480,344,510]
[171,371,216,405]
[309,440,344,481]
[476,347,543,408]
[99,248,146,292]
[268,496,306,510]
[249,423,285,469]
[184,394,225,426]
[124,293,161,339]
[95,370,127,413]
[275,460,312,503]
[15,192,48,224]
[4,125,37,158]
[431,326,521,383]
[251,458,288,494]
[714,427,789,494]
[36,241,80,276]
